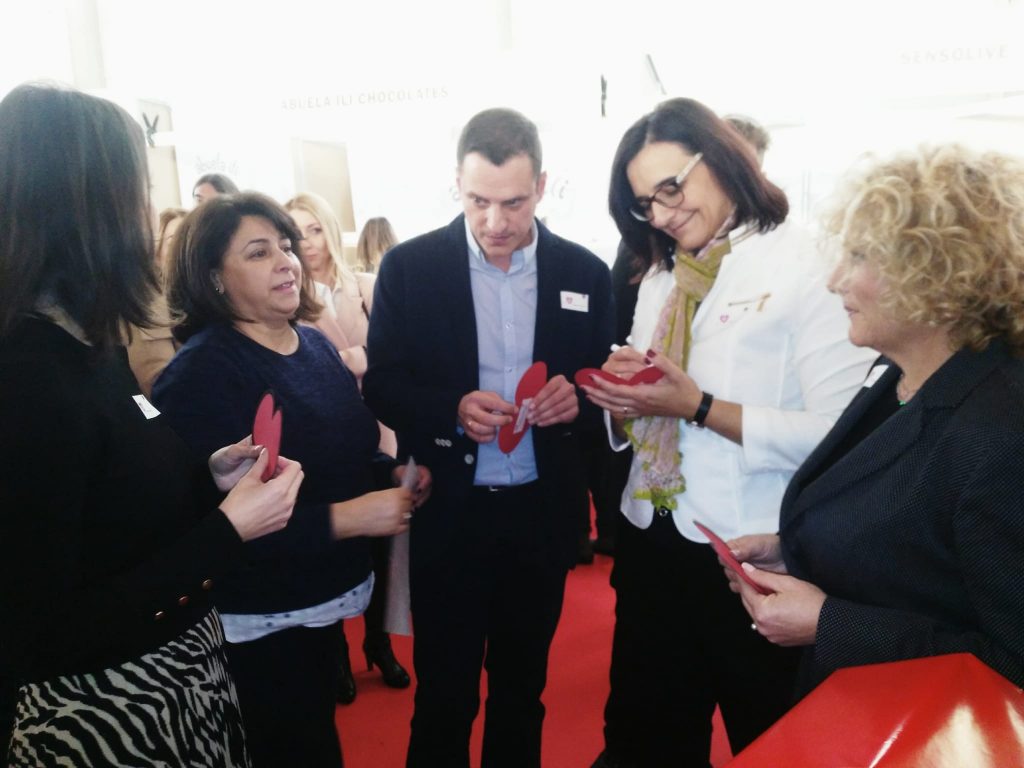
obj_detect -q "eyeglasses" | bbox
[629,152,704,222]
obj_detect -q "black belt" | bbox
[473,481,540,494]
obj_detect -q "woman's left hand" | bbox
[209,436,262,492]
[392,463,434,508]
[736,564,827,647]
[581,349,702,420]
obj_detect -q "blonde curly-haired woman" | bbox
[728,144,1024,698]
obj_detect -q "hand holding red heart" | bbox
[581,349,702,420]
[458,390,514,444]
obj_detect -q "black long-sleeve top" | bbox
[153,323,387,615]
[0,317,247,687]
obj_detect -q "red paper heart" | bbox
[574,368,625,387]
[252,391,283,482]
[498,362,548,454]
[693,520,772,596]
[627,367,665,385]
[573,366,665,388]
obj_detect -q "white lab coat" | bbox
[613,219,876,541]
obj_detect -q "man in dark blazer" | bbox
[364,108,614,768]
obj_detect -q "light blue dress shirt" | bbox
[465,218,540,486]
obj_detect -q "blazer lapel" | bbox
[784,364,921,524]
[533,221,560,366]
[442,216,481,388]
[783,343,1008,529]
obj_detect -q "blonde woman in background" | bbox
[285,193,375,380]
[356,216,399,274]
[126,206,188,396]
[156,207,188,273]
[284,191,410,703]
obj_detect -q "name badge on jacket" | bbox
[560,291,589,312]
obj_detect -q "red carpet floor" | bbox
[335,552,734,767]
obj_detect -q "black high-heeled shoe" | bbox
[336,633,357,705]
[363,633,410,689]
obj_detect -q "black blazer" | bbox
[780,341,1024,690]
[0,318,246,685]
[364,216,614,569]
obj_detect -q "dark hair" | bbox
[166,192,321,342]
[0,83,158,349]
[192,172,239,197]
[457,108,542,178]
[609,98,788,270]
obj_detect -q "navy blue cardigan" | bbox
[154,323,387,615]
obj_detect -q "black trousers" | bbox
[225,621,345,768]
[406,483,568,768]
[602,514,799,767]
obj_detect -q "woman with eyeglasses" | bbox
[580,98,875,767]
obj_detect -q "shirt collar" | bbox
[464,217,539,272]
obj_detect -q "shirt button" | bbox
[154,610,166,621]
[177,596,190,607]
[464,454,475,465]
[201,579,214,591]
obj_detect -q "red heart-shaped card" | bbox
[252,391,283,482]
[573,366,665,388]
[574,368,624,387]
[497,361,548,454]
[627,366,665,385]
[693,520,772,596]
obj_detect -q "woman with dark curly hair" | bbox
[726,144,1024,696]
[153,192,431,768]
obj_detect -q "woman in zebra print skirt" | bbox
[0,84,305,766]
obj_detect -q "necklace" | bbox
[896,374,920,406]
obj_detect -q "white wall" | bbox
[2,0,1022,262]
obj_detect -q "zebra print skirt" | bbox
[6,610,250,767]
